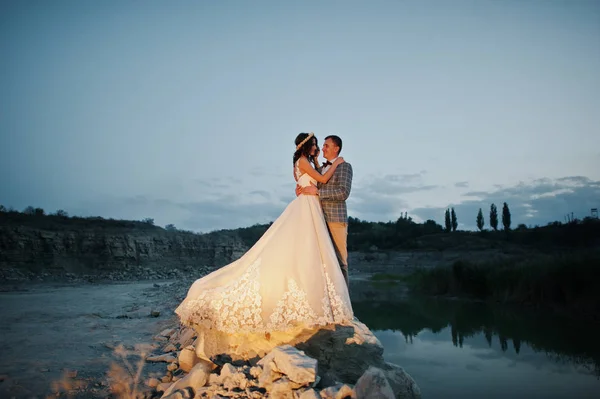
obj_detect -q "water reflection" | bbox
[353,297,600,398]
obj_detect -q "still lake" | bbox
[353,295,600,398]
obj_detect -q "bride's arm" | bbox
[312,148,321,169]
[312,156,321,170]
[298,157,343,184]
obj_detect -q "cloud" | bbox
[63,175,600,233]
[349,195,409,223]
[361,173,438,197]
[179,197,284,231]
[463,191,490,197]
[249,190,271,199]
[70,192,287,233]
[348,172,434,222]
[248,167,287,179]
[454,181,469,188]
[194,178,233,190]
[411,176,600,229]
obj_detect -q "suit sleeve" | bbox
[319,163,353,201]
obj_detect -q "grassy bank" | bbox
[400,252,600,318]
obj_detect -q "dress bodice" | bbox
[295,160,317,188]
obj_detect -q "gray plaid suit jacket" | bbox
[318,162,353,223]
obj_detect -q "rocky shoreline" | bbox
[135,321,421,399]
[0,272,420,398]
[0,265,213,286]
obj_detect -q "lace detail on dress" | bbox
[176,258,263,333]
[321,264,353,323]
[268,279,319,330]
[294,160,302,181]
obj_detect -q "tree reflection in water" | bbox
[352,296,600,378]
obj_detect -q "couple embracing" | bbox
[176,132,354,335]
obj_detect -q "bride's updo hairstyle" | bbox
[293,132,318,165]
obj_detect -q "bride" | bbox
[175,133,354,337]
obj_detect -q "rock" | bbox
[150,310,161,317]
[208,373,221,385]
[146,354,177,363]
[257,345,317,386]
[175,328,196,348]
[163,344,178,353]
[156,382,172,392]
[161,323,177,333]
[335,384,355,399]
[249,366,262,379]
[354,367,394,399]
[381,362,421,399]
[258,360,284,389]
[146,378,160,388]
[270,377,295,399]
[162,386,194,399]
[298,388,322,399]
[219,363,237,378]
[167,362,178,372]
[162,360,213,397]
[320,383,355,399]
[294,320,383,384]
[178,346,200,372]
[219,363,249,390]
[153,320,420,399]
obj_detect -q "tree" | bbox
[165,224,177,231]
[142,218,154,225]
[476,208,484,231]
[34,207,45,216]
[0,205,6,212]
[56,209,69,217]
[451,208,458,232]
[23,206,35,215]
[444,208,451,233]
[423,219,443,234]
[502,202,511,231]
[490,204,498,231]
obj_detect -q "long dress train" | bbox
[175,162,353,335]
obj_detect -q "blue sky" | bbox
[1,0,599,232]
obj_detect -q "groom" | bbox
[297,135,353,287]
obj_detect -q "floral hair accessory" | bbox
[296,132,314,150]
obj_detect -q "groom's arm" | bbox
[318,163,353,201]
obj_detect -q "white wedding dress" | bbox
[175,161,353,334]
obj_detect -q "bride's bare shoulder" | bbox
[297,156,311,169]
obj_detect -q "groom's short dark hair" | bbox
[325,135,342,155]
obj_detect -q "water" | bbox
[353,296,600,398]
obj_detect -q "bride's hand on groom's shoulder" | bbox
[334,157,345,166]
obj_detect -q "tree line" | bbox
[445,202,512,232]
[3,202,598,251]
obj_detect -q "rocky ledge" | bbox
[138,321,421,399]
